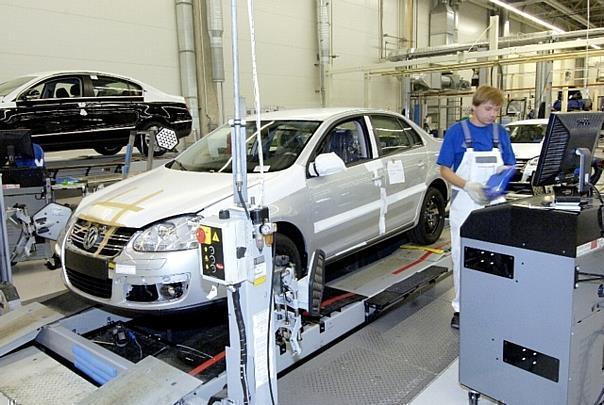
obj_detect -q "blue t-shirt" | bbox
[436,120,516,171]
[15,143,44,168]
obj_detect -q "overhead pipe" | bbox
[175,0,201,140]
[389,27,604,61]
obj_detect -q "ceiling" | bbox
[506,0,604,30]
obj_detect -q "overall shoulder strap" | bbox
[460,120,473,148]
[492,124,502,150]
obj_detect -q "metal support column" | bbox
[0,175,12,283]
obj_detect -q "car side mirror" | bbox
[21,89,40,101]
[309,152,346,177]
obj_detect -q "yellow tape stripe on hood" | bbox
[84,189,164,227]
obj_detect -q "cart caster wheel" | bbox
[468,391,480,405]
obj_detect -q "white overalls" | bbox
[450,120,505,313]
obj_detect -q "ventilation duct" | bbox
[430,0,456,47]
[410,73,470,92]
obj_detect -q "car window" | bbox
[169,120,320,173]
[370,115,419,156]
[21,77,82,100]
[0,75,36,97]
[401,119,424,147]
[316,118,370,165]
[507,124,547,143]
[91,75,143,97]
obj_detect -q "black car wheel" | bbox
[94,145,124,156]
[137,122,170,157]
[409,187,446,245]
[274,233,303,278]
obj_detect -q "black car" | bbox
[0,71,192,155]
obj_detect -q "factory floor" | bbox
[279,275,497,405]
[7,144,604,404]
[11,253,483,405]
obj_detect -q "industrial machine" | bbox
[459,112,604,404]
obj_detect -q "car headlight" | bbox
[133,215,202,252]
[527,156,540,166]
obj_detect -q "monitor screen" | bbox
[531,112,604,188]
[0,129,34,166]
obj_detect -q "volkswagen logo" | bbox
[82,226,101,250]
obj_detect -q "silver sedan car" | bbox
[60,108,448,312]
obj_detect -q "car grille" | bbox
[64,248,113,299]
[66,267,112,298]
[68,219,137,257]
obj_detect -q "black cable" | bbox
[232,285,250,404]
[587,184,604,237]
[577,271,604,278]
[577,277,604,283]
[594,386,604,405]
[267,234,277,405]
[236,188,250,220]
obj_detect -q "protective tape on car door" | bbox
[385,183,427,206]
[313,199,383,234]
[364,160,387,235]
[379,186,387,235]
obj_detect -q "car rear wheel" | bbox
[94,145,123,156]
[137,122,170,157]
[274,233,303,278]
[409,187,446,245]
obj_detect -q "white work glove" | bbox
[463,181,489,205]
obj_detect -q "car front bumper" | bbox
[62,242,226,312]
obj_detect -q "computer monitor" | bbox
[531,112,604,194]
[0,129,34,167]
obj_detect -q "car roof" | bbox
[25,70,142,82]
[248,107,400,121]
[1,70,176,103]
[505,118,549,126]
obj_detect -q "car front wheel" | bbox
[274,233,303,278]
[409,187,446,245]
[94,145,123,156]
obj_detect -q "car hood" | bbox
[0,99,15,109]
[511,142,543,160]
[75,166,281,228]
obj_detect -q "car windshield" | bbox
[507,124,547,143]
[168,120,320,173]
[0,75,36,98]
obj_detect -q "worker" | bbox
[15,143,44,168]
[436,85,516,329]
[567,92,585,111]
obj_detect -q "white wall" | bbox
[2,0,585,120]
[327,0,400,110]
[0,0,181,95]
[219,0,318,113]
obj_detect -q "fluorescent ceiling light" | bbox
[489,0,601,49]
[489,0,564,33]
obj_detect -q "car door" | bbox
[82,74,142,141]
[13,75,84,148]
[306,116,382,257]
[368,114,427,233]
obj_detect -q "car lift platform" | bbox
[0,234,452,404]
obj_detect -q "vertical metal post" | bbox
[0,175,12,283]
[123,131,137,179]
[145,129,157,172]
[230,0,247,206]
